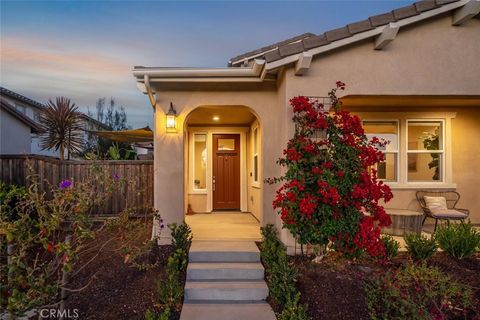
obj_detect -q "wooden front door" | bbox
[213,134,240,210]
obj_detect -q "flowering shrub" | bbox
[268,82,392,257]
[0,164,123,317]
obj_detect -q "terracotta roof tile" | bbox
[369,12,396,27]
[392,5,420,20]
[325,27,352,42]
[303,34,330,50]
[264,49,282,63]
[415,0,440,12]
[347,19,375,34]
[278,42,305,57]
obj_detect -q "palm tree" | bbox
[39,97,84,160]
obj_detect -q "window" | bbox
[253,127,258,182]
[15,103,26,114]
[363,120,399,182]
[217,138,235,151]
[193,134,207,190]
[407,120,444,182]
[33,111,41,122]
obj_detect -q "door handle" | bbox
[212,176,215,191]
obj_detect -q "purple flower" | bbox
[113,172,121,182]
[59,179,73,189]
[160,223,165,229]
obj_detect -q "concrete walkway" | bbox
[185,212,261,241]
[180,240,276,320]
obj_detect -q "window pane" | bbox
[408,153,442,181]
[363,121,398,151]
[218,139,235,151]
[194,134,207,189]
[370,153,397,181]
[408,121,442,150]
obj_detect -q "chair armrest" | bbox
[454,208,470,216]
[421,207,433,216]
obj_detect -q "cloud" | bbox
[1,35,152,127]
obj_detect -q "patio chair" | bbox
[416,190,470,233]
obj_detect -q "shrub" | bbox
[367,263,475,320]
[381,235,400,260]
[260,224,282,268]
[405,234,437,261]
[268,246,298,306]
[0,181,26,221]
[267,82,393,258]
[278,293,310,320]
[169,223,193,253]
[157,249,186,311]
[436,223,480,259]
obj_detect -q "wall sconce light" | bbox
[166,102,177,133]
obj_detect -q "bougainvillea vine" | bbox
[267,82,393,257]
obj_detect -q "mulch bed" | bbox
[283,252,480,320]
[64,221,178,320]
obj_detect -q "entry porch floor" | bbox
[185,212,261,241]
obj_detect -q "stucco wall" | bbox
[152,85,286,243]
[0,108,31,154]
[150,14,479,245]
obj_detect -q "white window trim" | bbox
[406,119,445,184]
[357,112,456,190]
[362,119,400,183]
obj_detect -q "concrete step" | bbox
[180,302,277,320]
[187,262,264,280]
[184,281,268,301]
[189,241,260,262]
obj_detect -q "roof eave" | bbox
[265,0,470,71]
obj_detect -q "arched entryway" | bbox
[183,105,263,240]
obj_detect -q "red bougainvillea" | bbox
[267,82,393,257]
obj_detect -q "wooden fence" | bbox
[0,155,154,215]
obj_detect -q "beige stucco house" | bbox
[133,0,480,248]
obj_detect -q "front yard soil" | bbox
[284,252,480,320]
[64,220,178,320]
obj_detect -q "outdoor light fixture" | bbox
[166,102,177,133]
[213,116,220,121]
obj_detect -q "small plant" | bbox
[260,224,282,268]
[144,308,170,320]
[169,223,193,253]
[405,234,437,261]
[436,223,480,259]
[268,246,298,306]
[367,263,475,319]
[278,293,310,320]
[157,249,185,311]
[381,235,400,260]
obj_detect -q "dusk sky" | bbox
[1,1,411,127]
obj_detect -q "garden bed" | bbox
[63,220,181,320]
[288,252,480,320]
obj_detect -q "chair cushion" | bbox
[424,196,448,211]
[431,209,467,219]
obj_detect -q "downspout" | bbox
[143,75,156,110]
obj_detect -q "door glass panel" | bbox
[218,138,235,151]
